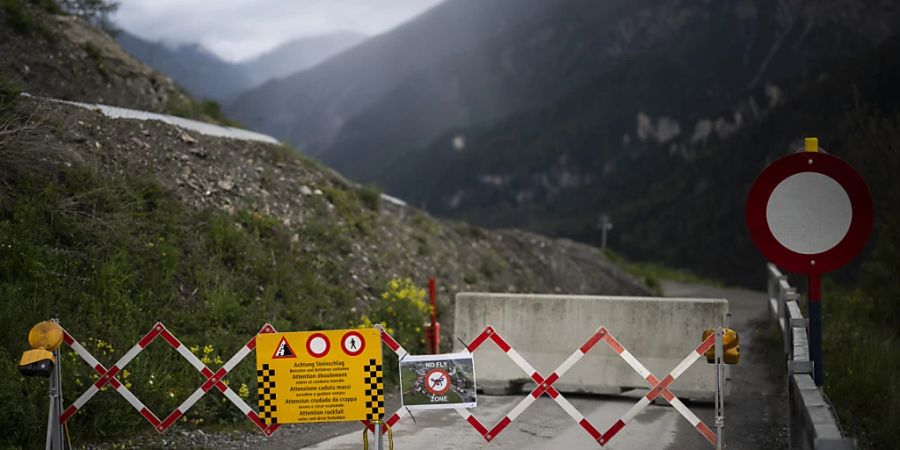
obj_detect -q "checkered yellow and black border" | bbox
[257,363,277,425]
[363,359,384,421]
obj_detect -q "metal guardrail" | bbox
[766,263,855,450]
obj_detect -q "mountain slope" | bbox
[116,31,254,102]
[240,31,365,87]
[116,31,365,102]
[225,0,564,154]
[320,0,666,182]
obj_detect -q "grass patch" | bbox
[356,184,381,212]
[322,186,376,235]
[412,210,441,237]
[822,287,899,448]
[0,72,21,108]
[603,249,722,295]
[269,142,297,166]
[82,41,110,79]
[164,97,241,128]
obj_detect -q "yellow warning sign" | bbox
[255,328,383,425]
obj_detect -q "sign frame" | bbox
[255,328,384,425]
[399,352,477,410]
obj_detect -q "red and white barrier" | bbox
[453,325,719,447]
[56,322,721,447]
[60,322,280,435]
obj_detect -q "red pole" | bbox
[429,278,438,354]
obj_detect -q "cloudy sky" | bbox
[113,0,444,63]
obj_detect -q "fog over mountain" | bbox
[226,0,565,153]
[117,31,365,102]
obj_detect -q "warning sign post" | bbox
[399,353,476,410]
[746,138,873,387]
[255,328,384,425]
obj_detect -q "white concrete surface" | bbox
[454,294,728,400]
[22,92,280,144]
[305,393,688,450]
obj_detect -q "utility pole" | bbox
[597,214,613,250]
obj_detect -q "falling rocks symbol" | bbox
[272,336,296,359]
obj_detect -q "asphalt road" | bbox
[254,280,787,450]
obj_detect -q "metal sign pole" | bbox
[374,421,383,450]
[598,214,612,250]
[714,328,724,450]
[46,348,65,450]
[808,274,823,386]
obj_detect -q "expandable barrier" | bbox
[363,325,723,447]
[57,322,725,448]
[60,322,281,435]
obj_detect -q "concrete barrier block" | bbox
[789,374,855,449]
[454,293,728,400]
[789,360,814,374]
[813,438,856,449]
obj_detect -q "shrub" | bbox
[358,278,430,381]
[356,185,382,212]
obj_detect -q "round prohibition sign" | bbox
[746,151,873,274]
[340,331,365,356]
[424,368,451,396]
[305,333,330,358]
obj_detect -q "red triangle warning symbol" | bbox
[272,336,297,359]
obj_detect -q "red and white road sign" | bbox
[746,150,873,274]
[341,330,365,356]
[305,333,330,358]
[424,368,451,396]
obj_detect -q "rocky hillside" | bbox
[0,5,645,446]
[5,94,647,300]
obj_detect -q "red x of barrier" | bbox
[598,331,717,446]
[455,326,607,442]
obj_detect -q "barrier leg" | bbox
[714,328,724,450]
[47,348,66,450]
